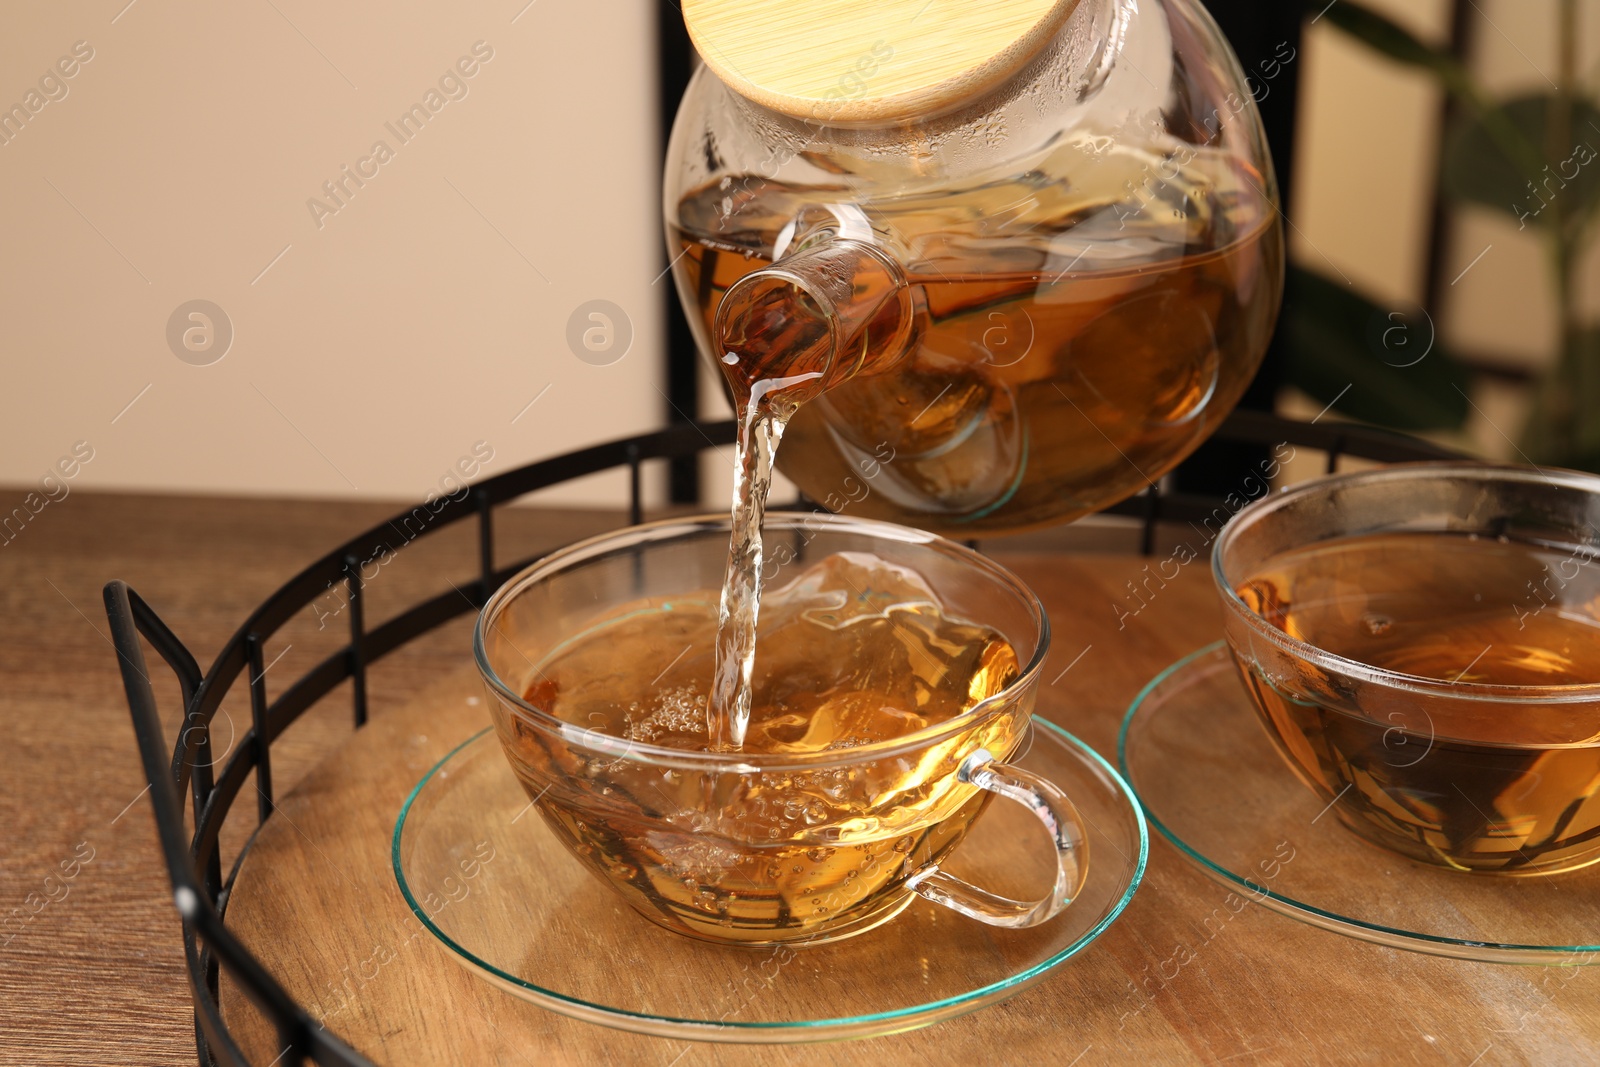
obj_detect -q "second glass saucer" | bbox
[393,720,1146,1044]
[1119,642,1600,965]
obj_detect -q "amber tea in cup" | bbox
[476,514,1088,945]
[1215,464,1600,875]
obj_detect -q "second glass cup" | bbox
[1213,463,1600,875]
[476,513,1087,946]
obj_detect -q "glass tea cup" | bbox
[1213,463,1600,875]
[474,513,1088,946]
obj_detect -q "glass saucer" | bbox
[1119,642,1600,965]
[393,720,1146,1043]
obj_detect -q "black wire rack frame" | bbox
[105,414,1460,1067]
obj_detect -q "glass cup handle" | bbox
[905,748,1089,929]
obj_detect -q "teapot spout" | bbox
[713,236,915,410]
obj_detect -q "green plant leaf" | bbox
[1442,95,1600,228]
[1522,326,1600,471]
[1321,2,1451,73]
[1322,3,1544,183]
[1281,266,1471,431]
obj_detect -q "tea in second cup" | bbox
[1215,463,1600,875]
[476,513,1088,945]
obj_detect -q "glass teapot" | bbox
[664,0,1284,535]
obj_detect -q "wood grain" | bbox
[683,0,1078,122]
[5,491,1598,1066]
[0,491,633,1066]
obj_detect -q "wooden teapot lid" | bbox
[683,0,1079,124]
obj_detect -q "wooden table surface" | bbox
[4,490,1598,1066]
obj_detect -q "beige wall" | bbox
[0,1,665,505]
